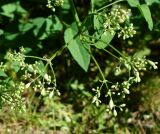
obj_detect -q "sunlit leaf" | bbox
[95,31,115,49]
[0,69,7,77]
[138,4,153,30]
[64,23,90,72]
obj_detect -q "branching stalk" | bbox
[91,55,108,89]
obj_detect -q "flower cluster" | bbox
[118,23,136,40]
[46,0,64,12]
[0,75,26,111]
[0,47,59,110]
[92,56,158,116]
[132,57,158,70]
[103,7,136,39]
[113,56,158,97]
[119,57,158,81]
[92,86,101,106]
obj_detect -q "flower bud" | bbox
[109,99,114,110]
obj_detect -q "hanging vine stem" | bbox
[102,49,120,60]
[91,55,109,89]
[107,44,126,59]
[49,62,56,81]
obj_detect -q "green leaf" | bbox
[94,31,115,49]
[62,0,70,14]
[0,2,26,18]
[16,3,27,13]
[4,33,19,40]
[32,17,46,37]
[64,23,90,72]
[11,61,20,72]
[31,16,63,40]
[137,4,153,30]
[93,15,99,30]
[92,0,107,7]
[0,3,16,18]
[145,0,160,5]
[0,69,7,77]
[127,0,139,7]
[93,15,105,30]
[52,15,63,31]
[19,23,34,33]
[0,29,4,35]
[128,1,153,30]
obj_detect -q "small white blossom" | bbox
[25,83,31,89]
[109,99,114,110]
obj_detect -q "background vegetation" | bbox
[0,0,160,133]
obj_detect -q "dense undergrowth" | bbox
[0,0,160,133]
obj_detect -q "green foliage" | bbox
[0,2,26,18]
[0,0,160,133]
[64,22,90,72]
[138,4,153,30]
[94,31,115,49]
[0,69,7,77]
[145,0,160,5]
[127,0,139,7]
[128,0,153,30]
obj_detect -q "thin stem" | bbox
[30,75,41,84]
[91,55,105,80]
[69,0,81,27]
[49,62,56,80]
[103,49,120,60]
[49,45,67,61]
[91,0,95,13]
[28,46,62,84]
[96,0,126,12]
[91,55,108,89]
[82,34,126,58]
[81,33,100,40]
[108,44,126,58]
[81,39,94,44]
[24,55,47,61]
[82,38,121,60]
[82,33,126,58]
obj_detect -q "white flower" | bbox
[25,83,31,89]
[113,109,117,116]
[109,99,114,110]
